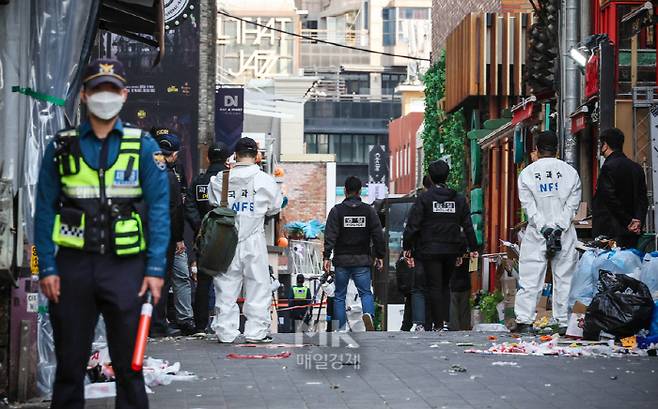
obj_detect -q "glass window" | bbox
[304,134,317,153]
[382,72,405,95]
[318,134,329,154]
[344,72,370,95]
[340,135,353,163]
[399,7,429,20]
[382,8,396,46]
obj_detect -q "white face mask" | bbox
[86,91,124,120]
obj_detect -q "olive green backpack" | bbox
[196,170,238,276]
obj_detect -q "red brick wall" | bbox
[280,162,327,227]
[389,112,423,195]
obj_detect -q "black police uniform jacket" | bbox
[402,185,477,256]
[323,196,386,267]
[184,161,227,234]
[592,151,648,240]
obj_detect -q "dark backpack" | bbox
[196,171,238,276]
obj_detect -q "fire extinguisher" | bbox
[131,292,153,372]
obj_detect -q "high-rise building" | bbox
[298,0,431,191]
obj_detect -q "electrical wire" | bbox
[217,9,431,62]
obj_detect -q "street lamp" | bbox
[568,47,589,68]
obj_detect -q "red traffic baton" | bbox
[131,292,153,372]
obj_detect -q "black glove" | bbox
[544,228,563,258]
[541,226,554,240]
[551,229,562,252]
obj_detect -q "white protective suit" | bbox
[208,163,283,342]
[516,157,582,326]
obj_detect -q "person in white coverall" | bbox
[514,131,582,334]
[208,137,283,343]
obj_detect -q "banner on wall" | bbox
[215,86,245,152]
[99,0,200,182]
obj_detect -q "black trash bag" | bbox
[396,255,414,295]
[583,270,654,339]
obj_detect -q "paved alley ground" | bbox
[79,331,658,409]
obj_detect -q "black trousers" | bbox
[49,248,148,409]
[418,255,456,329]
[193,271,213,332]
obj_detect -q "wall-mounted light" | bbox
[568,47,589,68]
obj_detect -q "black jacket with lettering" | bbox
[323,196,386,267]
[403,185,477,256]
[184,162,227,234]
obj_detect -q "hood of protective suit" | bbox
[208,163,283,240]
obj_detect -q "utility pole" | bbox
[198,0,218,150]
[561,0,580,169]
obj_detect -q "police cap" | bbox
[83,59,127,89]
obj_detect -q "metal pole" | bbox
[561,0,581,169]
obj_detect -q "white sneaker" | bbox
[410,323,425,332]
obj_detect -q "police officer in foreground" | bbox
[184,142,230,334]
[323,176,385,331]
[35,59,169,409]
[403,160,478,331]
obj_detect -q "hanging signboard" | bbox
[215,86,245,152]
[367,145,389,202]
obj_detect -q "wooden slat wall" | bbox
[445,12,532,113]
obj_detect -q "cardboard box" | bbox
[572,301,588,314]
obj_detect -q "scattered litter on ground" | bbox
[610,375,618,380]
[85,347,194,399]
[449,364,467,373]
[142,357,196,386]
[305,382,322,385]
[456,342,474,347]
[473,324,509,332]
[488,336,498,341]
[464,334,652,357]
[226,351,292,360]
[85,382,153,399]
[491,361,519,367]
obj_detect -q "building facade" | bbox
[299,0,431,192]
[431,0,533,61]
[389,111,423,194]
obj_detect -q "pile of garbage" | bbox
[37,300,195,399]
[464,333,657,357]
[566,247,658,343]
[85,345,196,399]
